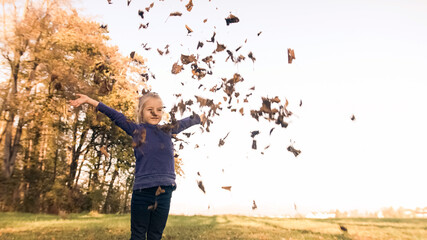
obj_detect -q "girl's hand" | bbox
[69,94,90,108]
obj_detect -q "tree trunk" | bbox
[3,114,24,178]
[68,112,88,187]
[102,164,119,213]
[122,176,134,213]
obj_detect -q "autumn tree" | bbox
[0,0,146,213]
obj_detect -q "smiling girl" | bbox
[69,92,205,240]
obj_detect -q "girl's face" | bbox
[142,97,164,125]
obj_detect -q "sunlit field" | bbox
[0,212,426,240]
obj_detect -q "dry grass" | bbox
[0,212,426,239]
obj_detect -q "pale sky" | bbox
[74,0,427,216]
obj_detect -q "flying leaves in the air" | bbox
[171,62,184,74]
[170,12,182,17]
[186,0,193,12]
[207,32,216,43]
[197,180,206,194]
[221,186,232,191]
[225,13,239,25]
[155,186,165,196]
[139,23,149,29]
[287,145,301,157]
[138,10,144,19]
[181,54,197,65]
[185,25,193,34]
[248,52,256,63]
[288,48,296,64]
[218,132,230,147]
[215,42,226,52]
[145,2,154,12]
[252,200,257,210]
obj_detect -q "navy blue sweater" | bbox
[96,102,201,190]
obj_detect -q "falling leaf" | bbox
[218,132,231,147]
[203,19,208,23]
[170,12,182,16]
[191,64,207,80]
[186,0,193,12]
[127,0,131,6]
[339,225,348,232]
[157,49,164,55]
[202,55,214,68]
[107,0,112,4]
[139,23,149,29]
[288,48,296,64]
[181,54,197,65]
[248,52,256,63]
[287,145,301,157]
[225,13,239,25]
[226,50,235,62]
[185,25,193,34]
[299,99,303,107]
[100,146,109,158]
[207,32,216,43]
[197,180,206,193]
[197,171,201,176]
[100,24,108,29]
[351,114,356,121]
[130,51,135,59]
[197,41,204,49]
[141,42,151,50]
[252,139,257,150]
[250,130,260,138]
[148,201,158,211]
[155,186,165,196]
[239,108,244,116]
[171,62,184,74]
[269,127,275,135]
[252,200,257,210]
[145,2,154,12]
[257,31,262,36]
[221,186,232,191]
[215,42,226,52]
[138,10,144,19]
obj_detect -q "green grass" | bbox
[0,212,426,240]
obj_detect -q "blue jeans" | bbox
[130,185,176,240]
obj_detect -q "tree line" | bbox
[0,0,154,214]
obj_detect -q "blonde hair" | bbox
[136,92,162,124]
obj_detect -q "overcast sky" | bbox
[74,0,427,216]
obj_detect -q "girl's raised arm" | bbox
[69,93,138,136]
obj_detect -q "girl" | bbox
[69,92,205,240]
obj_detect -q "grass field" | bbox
[0,212,426,240]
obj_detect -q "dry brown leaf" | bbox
[288,48,296,64]
[225,14,239,25]
[155,186,165,196]
[100,146,109,158]
[170,11,182,16]
[185,24,193,34]
[171,62,184,74]
[186,0,193,12]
